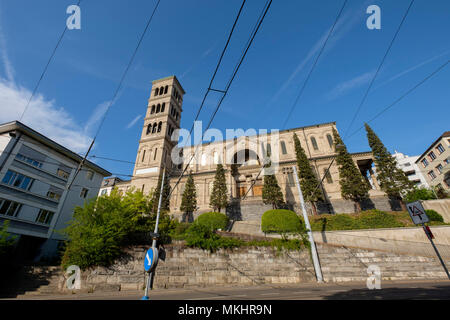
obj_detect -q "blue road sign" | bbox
[144,247,158,273]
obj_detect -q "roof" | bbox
[152,75,186,94]
[0,121,111,176]
[415,131,450,163]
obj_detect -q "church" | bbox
[115,76,394,220]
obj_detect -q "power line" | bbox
[19,0,83,121]
[68,0,161,190]
[168,0,273,199]
[343,0,415,139]
[243,0,348,200]
[281,0,348,130]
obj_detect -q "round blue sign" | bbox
[144,248,158,272]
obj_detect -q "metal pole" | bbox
[292,166,323,282]
[422,223,450,280]
[143,167,166,299]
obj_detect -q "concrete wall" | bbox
[423,199,450,223]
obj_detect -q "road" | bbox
[5,279,450,300]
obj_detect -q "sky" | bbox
[0,0,449,179]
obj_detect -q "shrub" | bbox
[169,221,191,240]
[0,221,16,263]
[357,210,405,229]
[311,214,356,231]
[404,188,437,203]
[426,209,444,223]
[195,212,229,231]
[261,209,304,239]
[184,223,243,251]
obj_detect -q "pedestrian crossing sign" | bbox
[406,201,429,225]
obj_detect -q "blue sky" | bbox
[0,0,449,178]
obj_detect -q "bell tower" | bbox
[130,76,185,194]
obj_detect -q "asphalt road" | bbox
[6,279,450,300]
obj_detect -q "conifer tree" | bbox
[180,172,197,222]
[364,123,414,209]
[210,164,228,213]
[151,171,171,214]
[332,128,370,212]
[262,173,285,209]
[293,133,324,215]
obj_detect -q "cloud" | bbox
[126,114,142,129]
[326,71,375,101]
[83,100,111,135]
[0,15,14,82]
[0,78,92,153]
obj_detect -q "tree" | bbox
[293,133,324,215]
[364,123,414,210]
[262,171,285,209]
[151,171,171,214]
[332,128,370,212]
[404,187,437,203]
[180,171,197,222]
[210,164,228,213]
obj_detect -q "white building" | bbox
[392,151,429,189]
[98,176,124,197]
[0,121,111,261]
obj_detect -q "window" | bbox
[155,88,159,96]
[156,104,161,113]
[154,148,158,160]
[86,170,94,181]
[151,105,155,114]
[436,164,443,174]
[421,159,429,167]
[35,209,54,225]
[428,152,436,161]
[80,188,89,199]
[100,189,107,196]
[311,137,319,151]
[403,163,411,167]
[57,168,70,179]
[324,168,333,183]
[47,190,62,201]
[15,154,43,168]
[280,141,287,155]
[326,134,333,149]
[2,170,34,191]
[141,150,146,162]
[266,143,271,156]
[0,199,22,217]
[157,122,162,133]
[161,103,165,113]
[152,123,157,134]
[444,157,450,165]
[164,85,168,94]
[428,170,437,180]
[147,124,152,135]
[437,144,445,154]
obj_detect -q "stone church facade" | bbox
[116,76,397,220]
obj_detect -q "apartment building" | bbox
[415,131,450,191]
[0,121,111,261]
[98,176,124,197]
[392,151,429,189]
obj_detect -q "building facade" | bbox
[415,131,450,191]
[98,176,124,197]
[0,121,111,260]
[392,151,429,189]
[118,76,396,220]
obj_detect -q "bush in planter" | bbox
[261,209,304,239]
[357,210,404,229]
[425,209,444,223]
[195,212,229,231]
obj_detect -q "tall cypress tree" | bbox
[152,171,171,214]
[364,123,414,209]
[210,164,228,213]
[180,171,197,222]
[293,133,324,215]
[332,128,370,212]
[262,172,285,209]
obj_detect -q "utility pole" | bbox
[292,165,323,283]
[142,167,166,300]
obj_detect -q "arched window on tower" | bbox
[152,123,157,134]
[311,137,319,151]
[157,122,162,133]
[156,104,160,113]
[141,150,146,162]
[280,141,287,155]
[155,88,159,96]
[146,124,152,135]
[326,134,333,149]
[161,103,165,113]
[164,86,168,94]
[154,148,158,160]
[151,105,155,114]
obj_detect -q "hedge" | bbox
[195,212,229,231]
[426,209,444,223]
[261,209,303,236]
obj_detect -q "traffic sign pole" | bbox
[142,167,166,300]
[421,222,450,280]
